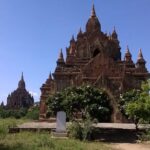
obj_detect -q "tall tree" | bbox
[120,80,150,130]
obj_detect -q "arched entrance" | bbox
[94,76,123,123]
[93,49,100,57]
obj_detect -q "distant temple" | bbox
[7,73,34,109]
[40,5,150,122]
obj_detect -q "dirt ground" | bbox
[111,143,150,150]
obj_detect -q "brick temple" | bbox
[40,5,150,122]
[7,73,34,109]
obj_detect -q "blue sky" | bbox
[0,0,150,104]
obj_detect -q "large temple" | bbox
[7,73,34,109]
[40,5,150,122]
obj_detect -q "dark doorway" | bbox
[93,49,100,57]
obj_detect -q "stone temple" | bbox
[40,5,150,122]
[7,73,34,109]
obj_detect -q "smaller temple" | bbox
[7,73,34,109]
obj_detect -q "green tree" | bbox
[47,85,112,122]
[120,80,150,130]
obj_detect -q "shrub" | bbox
[68,115,95,141]
[0,108,28,119]
[26,106,39,120]
[139,129,150,141]
[68,121,83,140]
[82,116,94,141]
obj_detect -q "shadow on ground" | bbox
[92,128,143,143]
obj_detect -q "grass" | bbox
[0,119,115,150]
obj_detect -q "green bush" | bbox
[26,106,39,120]
[68,121,83,140]
[68,115,94,141]
[139,129,150,141]
[82,117,94,141]
[0,108,28,119]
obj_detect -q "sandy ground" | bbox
[111,143,150,150]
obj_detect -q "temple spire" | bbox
[70,35,75,43]
[71,35,75,41]
[77,28,83,38]
[49,72,52,79]
[136,49,146,69]
[126,46,130,54]
[138,49,144,60]
[59,49,64,60]
[21,72,24,81]
[86,3,101,33]
[57,49,65,66]
[91,3,96,18]
[18,72,26,89]
[124,46,132,62]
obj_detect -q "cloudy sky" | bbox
[0,0,150,104]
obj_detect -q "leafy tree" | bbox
[47,85,112,122]
[120,80,150,130]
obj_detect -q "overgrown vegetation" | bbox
[0,106,39,120]
[139,129,150,141]
[0,119,114,150]
[68,115,94,141]
[120,80,150,130]
[47,85,112,122]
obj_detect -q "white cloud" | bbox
[29,91,38,97]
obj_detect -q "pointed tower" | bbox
[70,35,75,44]
[77,28,83,39]
[69,35,76,55]
[49,72,52,80]
[112,27,118,40]
[124,46,135,68]
[18,72,26,89]
[57,49,65,67]
[124,46,132,62]
[136,49,146,70]
[86,4,101,33]
[40,71,55,119]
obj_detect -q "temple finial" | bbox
[49,72,52,79]
[59,49,64,59]
[126,45,130,53]
[70,35,75,43]
[21,72,24,81]
[91,3,96,18]
[138,49,144,60]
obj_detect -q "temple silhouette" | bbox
[7,73,34,109]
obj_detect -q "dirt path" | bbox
[111,143,150,150]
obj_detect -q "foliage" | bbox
[0,118,26,140]
[68,114,94,141]
[25,106,39,120]
[0,106,39,120]
[47,85,112,122]
[68,121,83,140]
[120,80,150,129]
[139,129,150,141]
[0,108,28,119]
